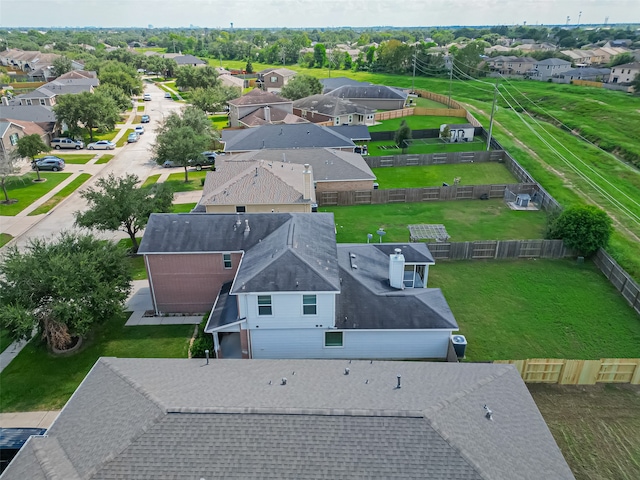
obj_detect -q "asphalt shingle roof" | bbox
[293,94,375,117]
[3,358,576,480]
[326,84,408,101]
[0,105,56,124]
[228,89,291,106]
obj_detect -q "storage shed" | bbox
[440,123,475,143]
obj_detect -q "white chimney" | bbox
[244,219,250,234]
[389,248,405,289]
[1,96,8,106]
[264,106,271,123]
[303,163,312,200]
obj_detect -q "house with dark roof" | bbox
[221,123,356,153]
[161,53,207,66]
[228,89,298,127]
[256,67,297,92]
[293,94,376,126]
[0,105,56,134]
[138,212,459,360]
[553,67,611,84]
[2,357,576,479]
[320,76,372,93]
[325,84,409,110]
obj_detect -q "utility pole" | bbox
[448,56,453,108]
[411,48,416,93]
[486,79,500,151]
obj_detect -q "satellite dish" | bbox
[367,233,373,243]
[376,229,386,243]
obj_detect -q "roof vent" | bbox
[484,404,493,420]
[244,219,250,233]
[344,368,350,375]
[281,377,287,385]
[396,375,402,389]
[389,249,405,289]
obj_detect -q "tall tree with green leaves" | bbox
[0,232,131,350]
[313,43,326,68]
[394,120,412,152]
[75,173,174,252]
[547,205,613,256]
[95,83,131,111]
[0,150,20,203]
[53,92,120,141]
[175,65,219,90]
[52,55,73,77]
[15,134,50,182]
[280,74,323,100]
[191,85,242,114]
[98,60,142,95]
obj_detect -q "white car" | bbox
[87,140,116,150]
[143,93,152,101]
[134,126,145,135]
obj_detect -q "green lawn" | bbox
[372,163,518,188]
[117,238,147,280]
[171,202,197,213]
[137,105,145,112]
[85,129,118,142]
[210,114,229,130]
[413,97,448,108]
[165,171,207,192]
[95,154,115,164]
[429,259,640,361]
[0,328,14,354]
[141,174,160,188]
[35,154,95,164]
[368,139,487,156]
[0,233,13,247]
[321,199,548,243]
[0,173,72,216]
[369,115,468,132]
[28,174,92,216]
[116,129,135,147]
[0,314,193,412]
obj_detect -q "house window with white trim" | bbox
[403,264,426,288]
[223,253,232,269]
[26,99,33,105]
[302,295,316,315]
[258,295,272,315]
[325,331,343,347]
[9,133,19,146]
[40,99,46,105]
[270,76,278,83]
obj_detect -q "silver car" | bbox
[87,140,116,150]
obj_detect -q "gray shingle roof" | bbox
[3,358,576,480]
[228,88,291,106]
[293,94,375,117]
[320,76,372,93]
[221,123,355,152]
[327,125,371,141]
[326,84,408,101]
[0,105,56,124]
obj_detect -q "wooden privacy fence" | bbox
[593,249,640,315]
[426,239,572,260]
[495,358,640,385]
[374,108,413,121]
[318,183,536,206]
[364,149,501,167]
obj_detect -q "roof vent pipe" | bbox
[281,377,287,385]
[344,368,350,375]
[244,219,250,233]
[396,375,402,389]
[205,350,209,365]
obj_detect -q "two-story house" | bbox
[138,213,459,360]
[256,67,297,92]
[609,62,640,85]
[293,94,376,126]
[529,58,572,80]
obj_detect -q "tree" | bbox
[75,173,173,252]
[280,74,323,100]
[631,73,640,96]
[0,232,131,351]
[153,106,217,182]
[343,52,352,70]
[394,120,412,152]
[52,55,73,77]
[191,85,241,114]
[53,92,120,141]
[15,134,50,182]
[245,58,254,74]
[547,205,613,256]
[175,65,219,90]
[451,40,487,77]
[608,52,635,67]
[95,83,131,111]
[98,60,142,95]
[313,43,326,68]
[0,150,20,203]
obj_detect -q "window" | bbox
[40,99,46,106]
[270,76,278,83]
[258,295,272,315]
[223,253,232,269]
[403,264,426,288]
[26,99,33,105]
[236,206,246,213]
[325,331,343,347]
[9,133,19,146]
[302,295,316,315]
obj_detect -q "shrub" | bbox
[189,317,213,358]
[547,205,612,256]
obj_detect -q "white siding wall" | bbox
[250,329,452,359]
[239,292,336,329]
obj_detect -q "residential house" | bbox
[2,357,576,480]
[0,49,83,81]
[11,80,95,108]
[227,89,297,127]
[213,147,375,194]
[55,69,99,85]
[553,67,611,84]
[199,160,315,213]
[0,119,49,157]
[256,67,297,92]
[604,39,633,48]
[486,56,536,75]
[516,42,557,52]
[529,58,572,80]
[218,73,245,91]
[609,62,640,85]
[161,53,207,67]
[0,105,56,135]
[221,123,356,153]
[138,212,459,360]
[560,49,590,66]
[325,84,408,110]
[592,46,631,65]
[320,77,372,94]
[293,94,376,126]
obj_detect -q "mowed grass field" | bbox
[429,259,640,361]
[369,115,466,131]
[372,163,517,188]
[367,139,487,156]
[530,384,640,480]
[0,172,72,216]
[321,199,547,243]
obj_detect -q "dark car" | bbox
[163,152,216,171]
[32,156,65,171]
[141,115,150,123]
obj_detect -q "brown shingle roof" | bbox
[228,89,291,106]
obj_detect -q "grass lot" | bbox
[116,128,135,147]
[0,173,72,216]
[429,259,640,361]
[35,154,95,164]
[165,170,207,192]
[141,174,160,188]
[137,105,145,112]
[0,233,13,247]
[321,199,547,243]
[171,202,197,213]
[95,154,114,164]
[413,97,447,108]
[210,114,229,130]
[369,115,467,132]
[86,129,118,142]
[0,314,193,412]
[0,328,13,354]
[117,238,147,280]
[368,139,487,156]
[372,163,517,188]
[530,384,640,480]
[29,174,92,215]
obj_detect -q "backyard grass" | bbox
[165,170,207,192]
[369,115,468,132]
[0,173,72,216]
[95,154,115,164]
[171,202,197,213]
[0,328,13,354]
[321,199,547,243]
[210,114,229,130]
[367,139,488,156]
[0,313,193,412]
[429,259,640,361]
[28,174,92,215]
[0,233,13,247]
[137,105,145,112]
[141,173,160,188]
[413,96,448,108]
[86,129,118,142]
[35,154,95,164]
[116,128,135,147]
[372,163,518,188]
[117,238,147,280]
[530,384,640,480]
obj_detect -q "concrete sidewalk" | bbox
[125,280,203,326]
[0,410,60,429]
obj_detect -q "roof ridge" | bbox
[166,406,425,417]
[31,436,82,480]
[100,358,167,411]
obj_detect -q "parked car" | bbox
[164,92,172,99]
[134,126,145,135]
[163,152,216,171]
[127,132,139,143]
[50,137,84,150]
[141,115,150,123]
[87,140,116,150]
[143,93,152,101]
[32,156,65,171]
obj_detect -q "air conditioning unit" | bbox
[451,335,467,359]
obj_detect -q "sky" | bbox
[1,0,639,29]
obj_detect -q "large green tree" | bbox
[153,106,218,182]
[313,43,326,68]
[191,85,241,114]
[175,65,219,90]
[53,92,120,141]
[95,83,131,111]
[547,205,613,256]
[394,120,412,152]
[279,74,323,100]
[15,134,50,182]
[451,40,487,78]
[0,232,131,350]
[98,60,143,95]
[52,55,73,77]
[75,173,174,252]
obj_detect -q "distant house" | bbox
[12,79,95,107]
[227,89,297,127]
[529,58,572,80]
[0,49,83,81]
[486,56,537,75]
[325,84,408,110]
[161,53,207,67]
[0,105,57,134]
[553,67,611,84]
[2,357,576,480]
[256,67,297,92]
[221,123,356,153]
[592,46,631,65]
[218,73,245,90]
[320,77,372,94]
[609,62,640,85]
[293,94,376,126]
